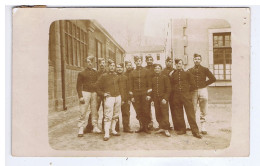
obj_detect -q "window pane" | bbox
[157,54,160,60]
[214,49,224,64]
[225,35,230,40]
[226,75,231,80]
[226,64,231,69]
[218,36,223,46]
[225,40,230,47]
[219,64,223,69]
[214,70,219,74]
[226,48,232,64]
[226,70,231,75]
[219,75,224,80]
[214,64,219,69]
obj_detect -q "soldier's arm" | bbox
[188,71,195,85]
[118,77,126,102]
[205,68,216,86]
[96,75,105,97]
[76,72,83,99]
[163,76,171,101]
[126,76,130,101]
[128,72,134,97]
[146,71,152,95]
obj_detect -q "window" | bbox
[213,32,232,81]
[109,50,115,62]
[96,40,102,57]
[64,21,87,67]
[157,54,160,60]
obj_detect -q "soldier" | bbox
[96,58,107,132]
[129,55,152,134]
[170,59,202,139]
[116,63,134,133]
[76,55,101,137]
[188,53,216,135]
[161,57,179,131]
[145,55,155,130]
[84,58,107,134]
[96,59,122,141]
[152,64,171,137]
[124,61,134,79]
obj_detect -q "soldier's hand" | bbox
[151,101,154,106]
[161,99,167,104]
[169,70,174,76]
[104,92,111,97]
[79,97,85,104]
[146,96,151,101]
[121,101,125,105]
[131,98,135,102]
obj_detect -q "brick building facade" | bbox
[48,20,125,112]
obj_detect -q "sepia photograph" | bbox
[11,8,250,157]
[48,18,232,151]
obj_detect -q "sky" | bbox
[93,8,169,50]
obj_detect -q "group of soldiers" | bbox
[76,53,216,141]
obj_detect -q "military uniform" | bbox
[117,73,133,132]
[162,67,179,130]
[188,65,216,133]
[96,68,107,131]
[151,73,171,130]
[84,68,107,133]
[96,71,123,140]
[76,67,99,136]
[171,69,200,136]
[145,65,155,129]
[129,66,151,132]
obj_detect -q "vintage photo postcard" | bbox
[12,8,250,157]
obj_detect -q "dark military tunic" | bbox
[171,69,199,134]
[129,66,151,127]
[96,72,122,97]
[151,73,171,130]
[188,65,216,90]
[76,68,98,98]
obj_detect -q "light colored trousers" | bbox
[104,95,121,122]
[191,87,208,124]
[78,91,98,128]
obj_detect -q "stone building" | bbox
[48,20,125,112]
[164,19,232,87]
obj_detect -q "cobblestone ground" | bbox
[48,103,231,151]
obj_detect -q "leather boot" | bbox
[143,125,151,134]
[135,121,144,133]
[201,122,207,135]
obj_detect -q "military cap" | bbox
[174,58,183,64]
[145,55,153,61]
[153,63,162,69]
[165,56,173,62]
[125,60,132,65]
[98,58,105,63]
[117,63,124,68]
[133,55,143,62]
[86,55,95,62]
[194,53,202,59]
[107,59,115,66]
